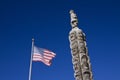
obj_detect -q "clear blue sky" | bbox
[0,0,120,80]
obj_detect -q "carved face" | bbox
[71,20,78,28]
[71,41,78,48]
[84,73,90,80]
[69,32,76,41]
[74,63,79,71]
[72,47,78,55]
[75,76,82,80]
[77,32,83,40]
[72,54,79,63]
[81,55,88,63]
[79,47,86,53]
[78,43,84,47]
[78,32,83,36]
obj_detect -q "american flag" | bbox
[32,46,56,66]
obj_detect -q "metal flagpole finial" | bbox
[32,38,34,42]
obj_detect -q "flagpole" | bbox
[29,38,34,80]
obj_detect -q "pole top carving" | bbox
[70,10,78,28]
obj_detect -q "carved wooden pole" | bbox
[69,10,93,80]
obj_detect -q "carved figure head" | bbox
[70,10,78,28]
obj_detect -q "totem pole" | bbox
[69,10,93,80]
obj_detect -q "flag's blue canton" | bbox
[34,47,44,55]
